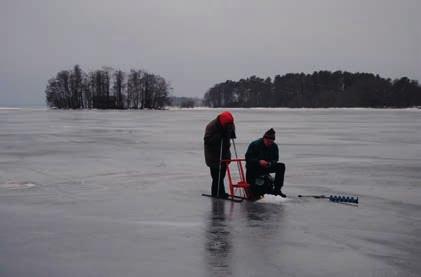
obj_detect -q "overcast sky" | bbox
[1,0,420,107]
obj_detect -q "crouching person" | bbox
[245,128,286,198]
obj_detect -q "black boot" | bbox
[274,187,286,198]
[278,190,286,198]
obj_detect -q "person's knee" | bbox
[273,162,285,172]
[279,162,285,171]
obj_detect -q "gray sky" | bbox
[1,0,420,107]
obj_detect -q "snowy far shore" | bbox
[3,106,420,111]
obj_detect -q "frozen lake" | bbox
[0,108,420,277]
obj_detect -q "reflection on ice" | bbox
[205,200,232,277]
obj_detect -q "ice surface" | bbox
[0,108,420,277]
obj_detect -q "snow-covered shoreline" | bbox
[3,106,419,112]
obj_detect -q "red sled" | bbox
[222,158,254,200]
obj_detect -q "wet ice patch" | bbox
[0,181,36,189]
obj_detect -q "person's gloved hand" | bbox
[224,123,236,139]
[259,160,269,168]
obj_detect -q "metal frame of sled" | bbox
[222,158,252,200]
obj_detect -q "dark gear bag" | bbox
[253,174,275,196]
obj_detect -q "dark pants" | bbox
[246,162,286,193]
[210,164,227,197]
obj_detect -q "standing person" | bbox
[245,128,286,198]
[204,111,236,198]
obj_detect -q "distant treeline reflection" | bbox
[204,71,421,108]
[45,65,170,109]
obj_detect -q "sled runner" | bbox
[201,193,245,203]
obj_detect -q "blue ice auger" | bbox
[328,195,358,204]
[298,194,359,205]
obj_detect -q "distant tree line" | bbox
[204,71,421,108]
[45,65,171,109]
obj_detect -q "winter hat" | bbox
[218,111,234,127]
[263,128,275,140]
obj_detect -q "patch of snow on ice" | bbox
[0,182,36,189]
